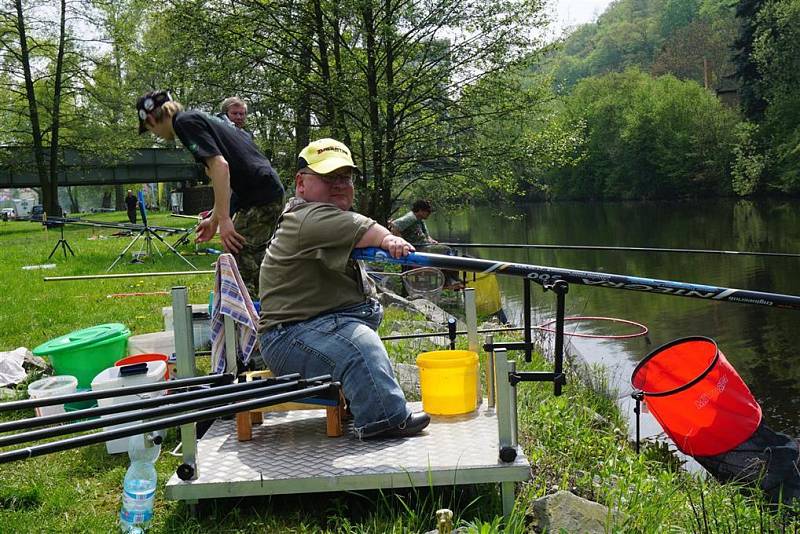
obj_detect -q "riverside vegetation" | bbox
[0,213,797,532]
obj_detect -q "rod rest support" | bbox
[631,389,644,454]
[508,371,566,386]
[542,279,569,296]
[543,279,568,396]
[483,341,535,352]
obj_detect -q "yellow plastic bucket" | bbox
[416,350,479,415]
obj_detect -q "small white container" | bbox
[162,304,210,330]
[162,305,212,350]
[27,375,78,417]
[91,361,167,454]
[127,331,175,358]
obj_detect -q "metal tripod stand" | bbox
[48,224,75,259]
[107,192,197,272]
[106,223,198,271]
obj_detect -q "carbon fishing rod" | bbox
[24,215,191,235]
[0,379,338,465]
[44,270,214,282]
[0,374,232,413]
[433,242,800,259]
[0,373,302,434]
[352,247,800,311]
[0,374,332,448]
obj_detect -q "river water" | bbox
[427,199,800,439]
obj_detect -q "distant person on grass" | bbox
[257,138,430,439]
[136,90,284,297]
[125,190,138,224]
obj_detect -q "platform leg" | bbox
[250,411,263,424]
[236,412,253,441]
[326,406,343,437]
[173,287,198,479]
[185,499,199,517]
[501,481,516,519]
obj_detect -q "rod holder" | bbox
[632,390,644,454]
[447,317,457,350]
[543,279,568,396]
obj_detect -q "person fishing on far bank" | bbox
[390,199,463,289]
[136,90,284,297]
[389,199,437,245]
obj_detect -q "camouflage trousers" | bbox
[233,200,283,299]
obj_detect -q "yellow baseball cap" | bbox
[298,138,357,175]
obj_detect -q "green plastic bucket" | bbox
[64,388,98,413]
[33,323,131,389]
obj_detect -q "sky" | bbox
[552,0,615,32]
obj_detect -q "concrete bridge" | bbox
[0,147,200,187]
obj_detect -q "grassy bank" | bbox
[0,213,797,532]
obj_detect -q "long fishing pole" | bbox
[352,248,800,310]
[25,215,191,235]
[0,380,338,465]
[44,270,214,282]
[434,242,800,259]
[0,374,332,448]
[0,373,302,434]
[0,374,232,413]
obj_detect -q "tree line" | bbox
[447,0,799,202]
[1,0,798,218]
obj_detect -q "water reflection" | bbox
[428,200,800,436]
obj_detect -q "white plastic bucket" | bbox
[91,361,167,454]
[27,375,78,417]
[127,331,174,358]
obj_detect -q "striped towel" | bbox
[211,254,259,374]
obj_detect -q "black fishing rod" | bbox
[0,374,332,448]
[352,248,800,311]
[0,374,232,413]
[24,215,191,235]
[434,242,800,259]
[0,373,302,434]
[0,379,338,465]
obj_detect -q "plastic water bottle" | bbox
[119,434,161,533]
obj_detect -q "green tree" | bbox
[751,0,800,192]
[733,0,768,120]
[545,69,739,200]
[133,0,550,222]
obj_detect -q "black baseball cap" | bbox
[135,90,172,134]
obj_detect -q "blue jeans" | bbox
[259,299,411,438]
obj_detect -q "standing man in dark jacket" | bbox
[136,90,284,297]
[125,190,138,224]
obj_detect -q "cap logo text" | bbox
[317,146,348,156]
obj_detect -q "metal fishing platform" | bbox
[163,286,544,517]
[165,402,530,509]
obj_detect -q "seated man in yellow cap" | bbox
[257,138,430,439]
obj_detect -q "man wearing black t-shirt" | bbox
[135,90,285,297]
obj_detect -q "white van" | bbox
[12,198,34,217]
